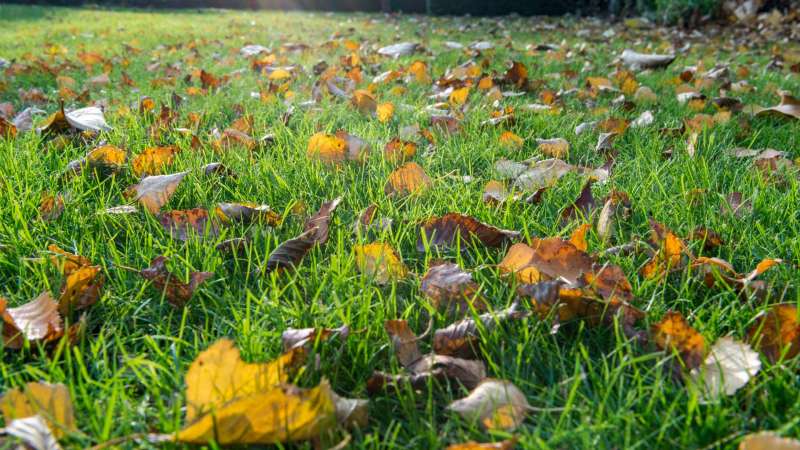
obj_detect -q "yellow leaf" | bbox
[131,146,178,177]
[499,131,523,149]
[377,102,395,123]
[86,145,126,168]
[354,243,408,284]
[184,338,304,423]
[384,162,432,196]
[569,224,591,252]
[178,381,337,445]
[307,132,347,163]
[449,87,470,107]
[0,382,76,438]
[58,265,103,315]
[268,68,292,80]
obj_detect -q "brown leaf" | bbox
[384,138,417,163]
[738,433,800,450]
[214,202,281,227]
[58,265,103,315]
[641,220,689,280]
[753,93,800,120]
[499,238,593,285]
[385,319,424,369]
[421,262,487,316]
[747,304,800,363]
[265,198,341,272]
[418,213,519,253]
[385,162,432,196]
[126,171,189,213]
[652,311,705,370]
[447,379,530,431]
[536,138,569,158]
[158,208,218,241]
[39,192,64,222]
[433,302,524,358]
[1,292,63,349]
[281,326,349,351]
[139,256,213,307]
[560,180,596,223]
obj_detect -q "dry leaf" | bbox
[1,382,76,439]
[445,438,518,450]
[159,208,218,241]
[690,337,761,401]
[132,146,178,177]
[652,311,705,370]
[421,262,487,316]
[739,433,800,450]
[447,379,529,431]
[139,256,212,307]
[748,304,800,363]
[0,293,63,349]
[418,213,519,253]
[536,138,569,158]
[385,162,432,196]
[753,93,800,120]
[354,243,408,284]
[620,49,676,70]
[126,171,188,213]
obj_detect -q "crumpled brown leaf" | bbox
[418,213,520,253]
[139,256,213,307]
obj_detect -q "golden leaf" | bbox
[0,382,76,438]
[354,243,408,284]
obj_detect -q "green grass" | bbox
[1,4,799,449]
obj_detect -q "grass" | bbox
[1,3,799,449]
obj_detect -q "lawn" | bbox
[1,3,799,449]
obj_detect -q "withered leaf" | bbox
[215,202,281,227]
[753,93,800,120]
[354,243,408,284]
[418,213,519,253]
[748,304,800,363]
[132,146,179,177]
[139,256,212,307]
[281,326,349,351]
[620,49,676,70]
[1,292,63,350]
[265,197,341,272]
[0,382,76,439]
[652,311,705,370]
[433,302,524,358]
[385,162,432,196]
[447,379,530,431]
[159,208,218,241]
[126,171,188,213]
[499,238,593,285]
[421,262,487,316]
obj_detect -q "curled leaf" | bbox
[418,213,519,253]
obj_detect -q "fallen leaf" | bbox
[652,311,705,370]
[265,198,341,272]
[139,256,212,307]
[132,146,179,177]
[621,49,675,70]
[384,138,417,163]
[433,302,524,358]
[447,379,529,431]
[183,338,304,423]
[445,438,518,450]
[536,138,569,158]
[418,213,520,253]
[377,42,419,58]
[377,102,394,123]
[214,202,281,226]
[1,415,61,450]
[421,262,487,316]
[0,382,76,439]
[499,238,592,285]
[739,433,800,450]
[126,171,189,213]
[641,220,688,280]
[39,192,64,222]
[385,162,432,196]
[354,243,408,284]
[690,337,761,401]
[0,293,63,349]
[58,265,103,315]
[753,93,800,120]
[748,304,800,362]
[281,326,349,351]
[307,132,347,163]
[158,208,218,241]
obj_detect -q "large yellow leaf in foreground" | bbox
[184,338,304,423]
[177,381,337,445]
